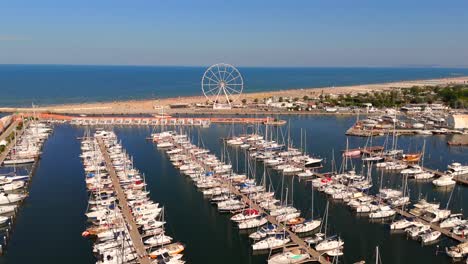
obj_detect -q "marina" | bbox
[0,115,465,263]
[81,130,185,264]
[150,130,333,263]
[0,118,53,254]
[2,1,468,262]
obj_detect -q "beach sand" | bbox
[1,76,467,115]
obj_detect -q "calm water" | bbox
[1,116,466,263]
[1,65,468,106]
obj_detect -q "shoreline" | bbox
[1,75,467,115]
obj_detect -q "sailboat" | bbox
[315,202,344,252]
[291,183,321,234]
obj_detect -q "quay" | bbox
[97,138,150,264]
[28,113,286,126]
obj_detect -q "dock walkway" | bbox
[226,183,331,264]
[97,138,150,264]
[306,170,467,243]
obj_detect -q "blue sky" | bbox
[1,0,467,67]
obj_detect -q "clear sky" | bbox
[1,0,467,67]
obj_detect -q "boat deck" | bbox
[97,139,151,264]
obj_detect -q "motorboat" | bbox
[252,234,290,251]
[268,248,310,264]
[446,163,468,177]
[238,217,268,230]
[420,230,441,243]
[291,219,321,233]
[231,209,260,222]
[440,214,466,229]
[315,236,344,251]
[432,175,456,187]
[369,206,396,219]
[148,242,185,259]
[390,218,415,230]
[144,234,173,246]
[413,172,435,180]
[401,165,423,175]
[249,224,279,240]
[405,223,430,238]
[304,233,325,245]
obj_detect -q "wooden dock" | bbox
[97,138,150,264]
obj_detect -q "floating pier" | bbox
[97,138,151,264]
[306,170,467,243]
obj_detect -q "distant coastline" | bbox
[1,75,467,115]
[1,65,468,107]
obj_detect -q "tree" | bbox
[279,97,284,102]
[241,99,247,104]
[303,95,309,101]
[253,98,259,103]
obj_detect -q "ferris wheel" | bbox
[201,63,243,108]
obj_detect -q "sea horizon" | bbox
[1,64,468,107]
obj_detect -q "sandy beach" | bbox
[1,76,467,115]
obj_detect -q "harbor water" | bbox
[0,115,466,263]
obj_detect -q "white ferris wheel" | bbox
[201,63,243,109]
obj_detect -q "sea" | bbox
[0,116,467,264]
[1,65,468,107]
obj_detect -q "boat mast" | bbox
[311,182,314,219]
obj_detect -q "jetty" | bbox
[305,170,467,243]
[97,138,150,264]
[24,113,286,127]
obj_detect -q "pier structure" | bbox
[97,138,150,264]
[25,113,285,126]
[164,136,331,264]
[227,183,332,264]
[304,171,467,243]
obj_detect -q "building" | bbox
[448,114,468,130]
